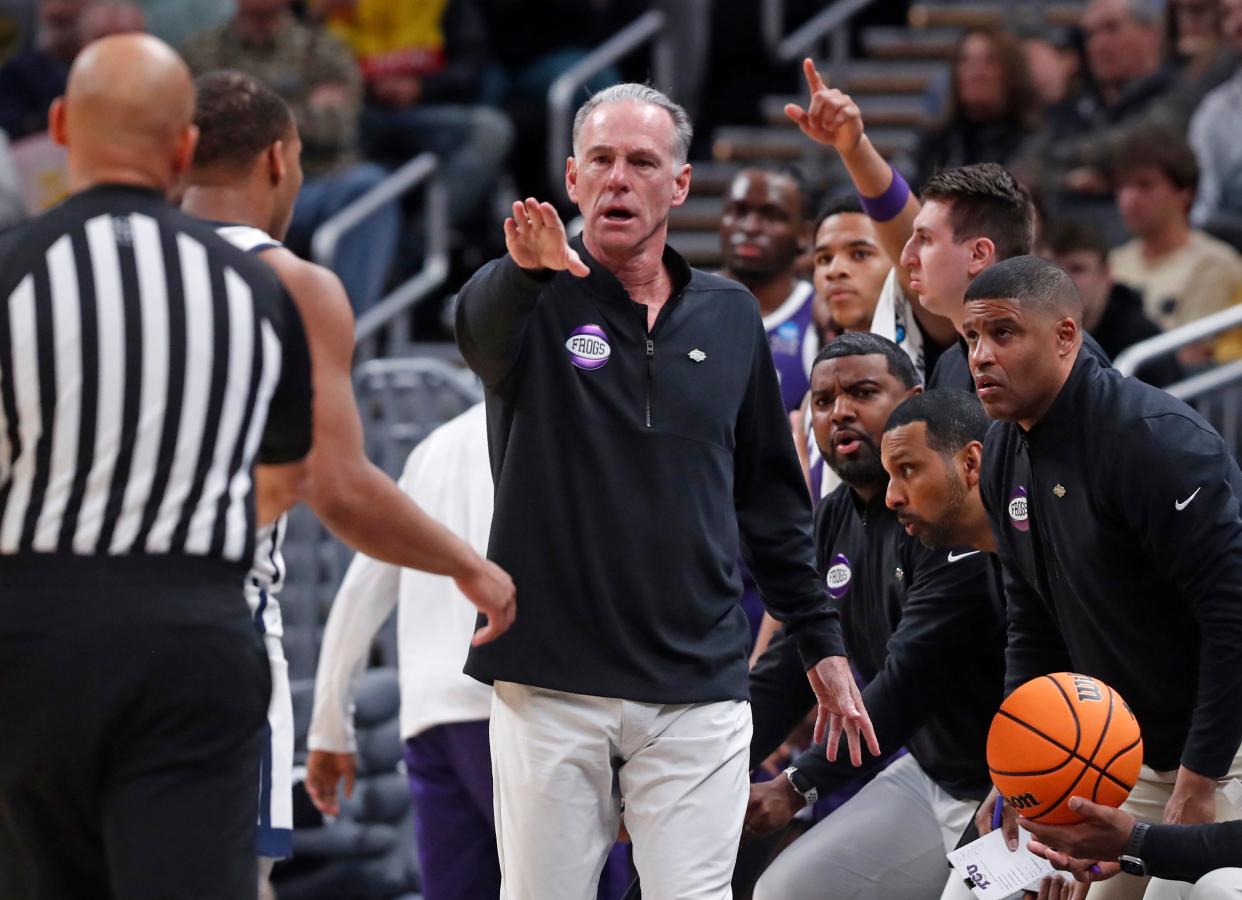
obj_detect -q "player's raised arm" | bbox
[787,59,920,285]
[257,253,515,645]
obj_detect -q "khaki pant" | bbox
[1158,869,1242,899]
[1087,747,1242,900]
[489,681,752,900]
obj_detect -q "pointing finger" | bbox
[802,57,826,95]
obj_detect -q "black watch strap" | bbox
[1118,822,1149,876]
[1123,822,1149,858]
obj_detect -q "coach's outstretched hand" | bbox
[506,197,590,277]
[306,750,356,817]
[456,556,517,646]
[785,59,865,156]
[810,656,880,766]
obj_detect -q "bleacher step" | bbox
[907,0,1085,29]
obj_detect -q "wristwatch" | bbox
[1118,821,1150,876]
[782,766,818,807]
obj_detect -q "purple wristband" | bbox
[859,167,911,223]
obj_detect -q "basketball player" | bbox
[717,167,817,413]
[784,59,1109,390]
[180,70,516,880]
[744,336,1005,900]
[965,256,1242,900]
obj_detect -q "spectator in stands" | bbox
[913,27,1039,188]
[80,1,143,42]
[1168,0,1224,64]
[0,1,37,63]
[1018,0,1176,235]
[1189,0,1242,245]
[181,0,400,314]
[1048,221,1185,386]
[476,0,641,202]
[133,0,229,48]
[1108,125,1242,363]
[319,0,513,238]
[1019,27,1083,110]
[0,0,89,142]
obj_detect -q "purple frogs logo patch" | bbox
[1008,486,1030,532]
[825,553,852,600]
[565,324,611,370]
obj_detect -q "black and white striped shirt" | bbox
[0,184,312,574]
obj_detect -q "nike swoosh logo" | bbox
[1175,487,1202,511]
[947,550,981,563]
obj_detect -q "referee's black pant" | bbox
[0,556,271,900]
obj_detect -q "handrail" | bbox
[309,152,449,362]
[1114,302,1242,377]
[1164,357,1242,403]
[762,0,879,63]
[352,354,481,399]
[547,10,670,194]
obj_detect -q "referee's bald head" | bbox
[51,33,197,193]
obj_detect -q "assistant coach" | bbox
[455,82,877,900]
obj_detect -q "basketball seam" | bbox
[1045,675,1084,757]
[993,708,1135,792]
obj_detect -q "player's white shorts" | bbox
[246,579,293,859]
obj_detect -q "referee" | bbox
[0,35,312,900]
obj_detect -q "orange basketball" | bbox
[987,673,1143,825]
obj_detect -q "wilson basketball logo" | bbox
[566,324,611,370]
[826,554,852,600]
[1008,792,1040,810]
[1008,486,1030,532]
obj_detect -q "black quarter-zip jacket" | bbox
[750,485,1006,801]
[982,351,1242,777]
[454,238,845,703]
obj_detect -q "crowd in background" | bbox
[2,1,1242,897]
[0,0,1239,350]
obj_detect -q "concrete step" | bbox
[712,124,918,163]
[669,195,725,231]
[862,25,961,60]
[818,58,950,95]
[761,92,929,129]
[685,159,746,195]
[907,1,1084,29]
[667,230,724,269]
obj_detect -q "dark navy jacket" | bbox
[751,485,1006,801]
[982,351,1242,776]
[455,239,844,703]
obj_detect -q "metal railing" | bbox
[311,152,449,362]
[761,0,879,79]
[1116,304,1242,458]
[547,9,673,194]
[1114,303,1242,377]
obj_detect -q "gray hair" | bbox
[571,83,693,164]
